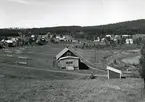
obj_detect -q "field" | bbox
[0,43,145,102]
[0,43,110,79]
[0,77,145,102]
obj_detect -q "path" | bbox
[0,62,107,77]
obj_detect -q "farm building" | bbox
[107,66,122,79]
[125,38,133,44]
[56,35,65,41]
[56,47,89,70]
[64,35,74,42]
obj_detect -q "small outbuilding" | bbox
[56,47,89,70]
[107,66,122,79]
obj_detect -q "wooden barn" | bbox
[56,47,89,70]
[107,66,122,79]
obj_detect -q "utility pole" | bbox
[94,44,97,66]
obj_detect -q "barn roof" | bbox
[58,56,79,61]
[107,66,122,74]
[56,47,87,61]
[56,47,70,60]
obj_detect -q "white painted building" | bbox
[107,66,122,79]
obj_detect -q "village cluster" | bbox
[0,31,145,49]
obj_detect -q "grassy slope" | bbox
[0,78,144,102]
[0,44,145,101]
[0,63,82,80]
[0,44,109,76]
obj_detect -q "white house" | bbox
[107,66,122,79]
[93,37,100,42]
[56,35,65,41]
[126,39,133,44]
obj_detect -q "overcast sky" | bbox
[0,0,145,28]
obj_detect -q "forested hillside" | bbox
[0,19,145,39]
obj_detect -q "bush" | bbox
[139,43,145,88]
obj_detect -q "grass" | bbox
[0,77,144,102]
[0,43,109,76]
[0,63,83,80]
[0,43,141,78]
[0,44,145,102]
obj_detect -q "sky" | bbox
[0,0,145,28]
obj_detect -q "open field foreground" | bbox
[0,78,145,102]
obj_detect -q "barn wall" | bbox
[79,60,89,70]
[109,70,120,79]
[58,58,79,69]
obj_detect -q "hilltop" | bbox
[0,19,145,39]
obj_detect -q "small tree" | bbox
[89,72,95,79]
[139,42,145,88]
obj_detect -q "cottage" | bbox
[56,47,89,70]
[56,35,65,41]
[64,35,73,42]
[93,37,100,42]
[107,66,122,79]
[126,38,133,44]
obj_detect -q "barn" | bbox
[56,47,89,70]
[107,66,122,79]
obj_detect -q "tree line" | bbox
[1,19,145,39]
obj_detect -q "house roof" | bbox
[58,56,79,61]
[107,66,122,74]
[64,35,73,40]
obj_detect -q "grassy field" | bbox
[0,43,141,78]
[0,44,66,67]
[0,77,145,102]
[0,43,109,77]
[0,44,145,102]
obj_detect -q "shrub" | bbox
[139,43,145,88]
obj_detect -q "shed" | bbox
[56,47,89,70]
[107,66,122,79]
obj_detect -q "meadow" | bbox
[0,43,110,79]
[0,43,144,102]
[0,77,145,102]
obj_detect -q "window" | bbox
[66,52,71,56]
[66,61,73,64]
